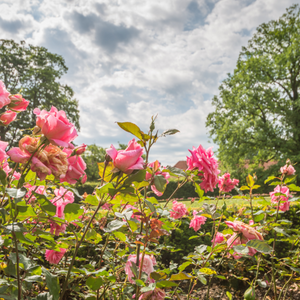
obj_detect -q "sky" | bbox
[0,0,299,166]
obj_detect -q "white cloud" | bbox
[0,0,299,166]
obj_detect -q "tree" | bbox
[0,39,80,147]
[206,4,300,179]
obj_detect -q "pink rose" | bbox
[170,200,187,219]
[125,254,156,284]
[187,145,220,192]
[45,248,66,264]
[0,141,9,167]
[33,106,77,148]
[270,185,291,212]
[139,288,165,300]
[218,173,239,193]
[146,161,170,196]
[106,139,144,174]
[0,81,10,109]
[31,156,52,181]
[51,186,74,218]
[60,149,87,184]
[0,110,17,125]
[8,94,29,112]
[211,232,225,247]
[25,184,47,203]
[280,164,295,176]
[189,210,207,232]
[225,221,263,241]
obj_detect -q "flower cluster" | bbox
[170,200,188,219]
[0,81,29,125]
[125,254,156,284]
[218,173,239,193]
[189,210,207,231]
[280,164,295,176]
[187,145,220,192]
[270,185,291,212]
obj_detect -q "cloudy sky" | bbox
[0,0,299,166]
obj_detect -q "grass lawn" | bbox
[159,196,271,211]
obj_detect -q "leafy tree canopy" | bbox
[0,39,80,147]
[206,4,300,180]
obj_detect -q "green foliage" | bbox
[0,39,80,147]
[206,4,300,182]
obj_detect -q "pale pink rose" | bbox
[225,221,263,241]
[187,145,220,192]
[170,200,187,219]
[51,186,74,218]
[50,221,67,236]
[211,232,225,247]
[218,173,239,193]
[0,141,9,167]
[25,184,47,203]
[280,164,295,176]
[31,156,51,181]
[8,94,29,112]
[8,147,30,164]
[45,248,66,264]
[249,220,254,226]
[60,148,86,184]
[270,185,291,212]
[146,161,170,196]
[74,144,87,155]
[189,210,207,232]
[125,254,156,284]
[106,139,144,174]
[138,288,165,300]
[0,81,10,109]
[0,110,17,125]
[227,234,258,259]
[12,171,21,180]
[33,106,77,148]
[102,203,112,210]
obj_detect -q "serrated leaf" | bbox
[165,166,186,177]
[86,276,103,291]
[246,239,272,254]
[84,195,99,205]
[6,187,27,199]
[288,184,300,192]
[153,175,167,193]
[194,183,204,198]
[117,122,144,140]
[64,203,84,222]
[233,245,249,255]
[273,227,290,237]
[264,176,277,184]
[170,272,194,281]
[240,186,250,190]
[113,231,126,242]
[24,275,42,282]
[42,267,60,300]
[124,169,146,185]
[104,220,126,232]
[178,262,191,272]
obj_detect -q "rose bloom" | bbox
[125,254,156,284]
[218,173,239,193]
[139,288,165,300]
[211,232,225,247]
[0,141,9,167]
[170,200,187,219]
[45,248,66,264]
[33,106,77,148]
[0,81,10,109]
[50,186,74,218]
[270,185,291,212]
[74,143,86,155]
[189,210,207,232]
[25,184,47,203]
[8,94,29,112]
[145,161,170,196]
[0,111,17,125]
[187,145,220,192]
[106,139,144,174]
[60,148,87,184]
[280,164,295,176]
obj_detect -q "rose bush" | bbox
[0,79,299,300]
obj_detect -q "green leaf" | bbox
[254,214,264,222]
[165,166,186,177]
[233,245,249,255]
[284,175,297,184]
[0,169,7,186]
[9,253,33,270]
[42,267,60,300]
[199,268,217,275]
[226,291,233,300]
[4,222,26,232]
[160,129,180,137]
[197,274,207,285]
[244,286,255,300]
[24,275,43,282]
[246,174,254,188]
[96,183,114,197]
[113,231,126,242]
[170,272,194,281]
[84,195,99,206]
[153,175,167,193]
[178,262,191,272]
[124,169,146,185]
[86,276,103,291]
[240,186,250,190]
[64,203,84,222]
[273,227,290,237]
[252,185,260,190]
[156,280,178,288]
[246,240,272,254]
[287,184,300,192]
[38,197,56,216]
[104,220,126,232]
[36,292,53,300]
[128,220,138,232]
[145,199,156,215]
[117,122,144,140]
[6,187,27,199]
[264,176,277,184]
[194,184,204,198]
[17,203,37,218]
